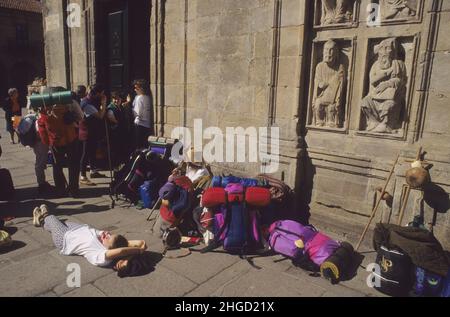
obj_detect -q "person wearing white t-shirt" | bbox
[33,204,147,267]
[132,80,152,149]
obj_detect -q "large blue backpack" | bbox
[201,184,271,261]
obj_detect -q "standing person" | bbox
[106,91,131,166]
[37,87,81,198]
[79,84,107,186]
[74,85,87,104]
[132,80,152,149]
[22,96,55,197]
[1,88,23,144]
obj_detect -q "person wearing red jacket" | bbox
[37,87,81,197]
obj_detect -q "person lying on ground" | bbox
[33,204,147,267]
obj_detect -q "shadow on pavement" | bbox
[0,240,27,255]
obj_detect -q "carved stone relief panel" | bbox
[370,0,423,24]
[307,39,355,131]
[314,0,359,29]
[358,36,418,138]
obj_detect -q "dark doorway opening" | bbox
[95,0,150,94]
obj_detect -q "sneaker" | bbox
[90,171,107,179]
[33,206,48,227]
[32,207,41,227]
[80,177,96,186]
[39,204,50,219]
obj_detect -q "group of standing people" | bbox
[1,79,153,198]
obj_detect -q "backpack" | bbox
[413,267,444,297]
[201,184,271,256]
[305,232,341,266]
[111,149,173,204]
[257,174,294,205]
[373,246,414,297]
[211,175,264,188]
[159,176,194,224]
[0,169,15,201]
[268,220,318,260]
[140,179,160,209]
[0,230,13,250]
[17,114,37,147]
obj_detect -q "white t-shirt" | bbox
[83,104,98,118]
[60,225,111,267]
[132,95,151,128]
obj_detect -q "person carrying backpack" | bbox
[79,84,107,186]
[37,87,81,197]
[18,111,55,196]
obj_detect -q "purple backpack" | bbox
[305,232,341,266]
[268,220,318,259]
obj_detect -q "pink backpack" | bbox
[305,233,341,266]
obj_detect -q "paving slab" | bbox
[62,284,107,297]
[94,265,197,297]
[0,253,68,297]
[159,249,241,285]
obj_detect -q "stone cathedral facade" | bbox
[42,0,450,248]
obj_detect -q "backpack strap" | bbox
[200,195,230,254]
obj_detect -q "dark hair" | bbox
[76,85,87,96]
[112,234,128,249]
[112,90,127,100]
[133,79,149,94]
[89,83,105,96]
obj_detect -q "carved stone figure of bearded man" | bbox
[312,40,346,128]
[361,38,407,133]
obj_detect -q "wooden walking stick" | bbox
[147,197,162,222]
[397,147,423,226]
[356,153,400,251]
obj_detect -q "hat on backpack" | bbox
[159,182,176,200]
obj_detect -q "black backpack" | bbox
[373,246,414,297]
[110,150,173,204]
[18,115,37,147]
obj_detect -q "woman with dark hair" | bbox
[33,204,147,267]
[1,88,23,144]
[132,80,153,149]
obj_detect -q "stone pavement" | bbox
[0,113,383,297]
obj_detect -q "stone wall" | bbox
[151,0,450,248]
[41,0,450,248]
[150,0,305,186]
[0,7,45,97]
[42,0,95,88]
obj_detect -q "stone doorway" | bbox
[95,0,150,94]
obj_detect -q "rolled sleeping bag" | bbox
[320,242,354,284]
[201,187,226,208]
[245,187,271,207]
